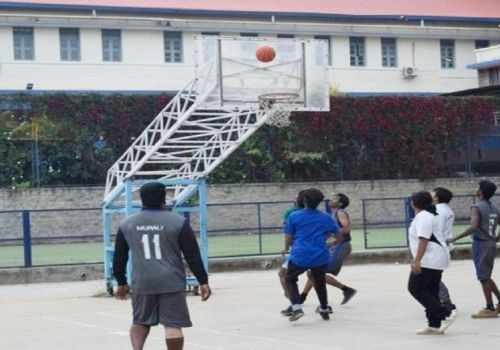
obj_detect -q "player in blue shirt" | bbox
[283,188,339,321]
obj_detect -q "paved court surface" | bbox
[1,259,500,350]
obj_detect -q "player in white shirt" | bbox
[407,191,453,335]
[431,187,457,314]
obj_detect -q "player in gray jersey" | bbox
[113,182,211,350]
[447,179,500,319]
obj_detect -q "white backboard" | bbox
[194,36,330,111]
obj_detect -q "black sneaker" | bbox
[315,305,333,314]
[316,307,331,320]
[280,305,293,316]
[341,287,357,305]
[298,293,307,304]
[289,309,305,322]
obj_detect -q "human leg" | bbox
[472,240,498,317]
[131,293,158,349]
[309,264,329,309]
[285,261,308,306]
[408,268,446,328]
[165,327,184,350]
[278,266,289,299]
[328,242,357,304]
[438,281,456,312]
[481,279,495,306]
[298,272,314,304]
[130,324,151,350]
[285,261,308,321]
[489,278,500,304]
[309,264,330,319]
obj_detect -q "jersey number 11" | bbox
[142,234,162,260]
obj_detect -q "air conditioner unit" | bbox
[402,66,418,78]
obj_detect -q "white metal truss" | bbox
[103,62,272,205]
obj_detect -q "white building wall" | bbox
[328,37,478,94]
[0,26,195,91]
[0,14,496,94]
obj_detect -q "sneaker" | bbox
[289,309,305,322]
[444,309,458,322]
[298,293,307,304]
[439,310,457,333]
[280,305,293,316]
[416,327,444,335]
[341,287,357,305]
[471,308,498,319]
[316,307,331,320]
[315,305,333,314]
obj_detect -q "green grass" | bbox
[0,225,473,268]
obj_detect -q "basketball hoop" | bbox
[258,92,299,127]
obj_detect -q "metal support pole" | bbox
[257,203,263,255]
[22,210,32,267]
[198,178,209,271]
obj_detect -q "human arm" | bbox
[331,210,350,244]
[447,207,479,244]
[283,234,293,256]
[112,228,130,300]
[282,214,295,255]
[179,221,211,301]
[411,237,428,274]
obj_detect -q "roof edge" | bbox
[0,2,499,23]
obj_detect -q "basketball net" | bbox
[258,93,298,128]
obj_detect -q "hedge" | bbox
[0,93,496,187]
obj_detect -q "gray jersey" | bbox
[472,200,500,241]
[119,209,187,294]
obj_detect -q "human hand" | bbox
[411,260,422,274]
[326,236,339,247]
[115,284,130,300]
[445,238,454,245]
[280,248,289,257]
[200,284,211,301]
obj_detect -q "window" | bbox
[240,33,258,37]
[13,27,34,60]
[475,40,490,49]
[201,32,220,36]
[102,29,121,62]
[489,68,499,85]
[277,34,294,39]
[314,35,332,66]
[350,37,365,66]
[381,38,397,67]
[440,39,454,69]
[60,28,80,61]
[164,31,183,63]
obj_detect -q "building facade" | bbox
[1,0,500,95]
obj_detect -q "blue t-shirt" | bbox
[284,208,339,267]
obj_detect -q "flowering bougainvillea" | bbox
[0,94,496,187]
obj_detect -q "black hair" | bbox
[335,193,350,209]
[411,191,437,215]
[433,187,453,204]
[296,190,306,209]
[303,188,324,209]
[479,179,497,200]
[140,182,166,208]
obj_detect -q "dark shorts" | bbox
[131,291,192,328]
[472,240,496,281]
[327,242,352,276]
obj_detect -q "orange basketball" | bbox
[256,45,276,63]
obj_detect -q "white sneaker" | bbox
[416,327,444,335]
[445,309,458,322]
[440,311,457,333]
